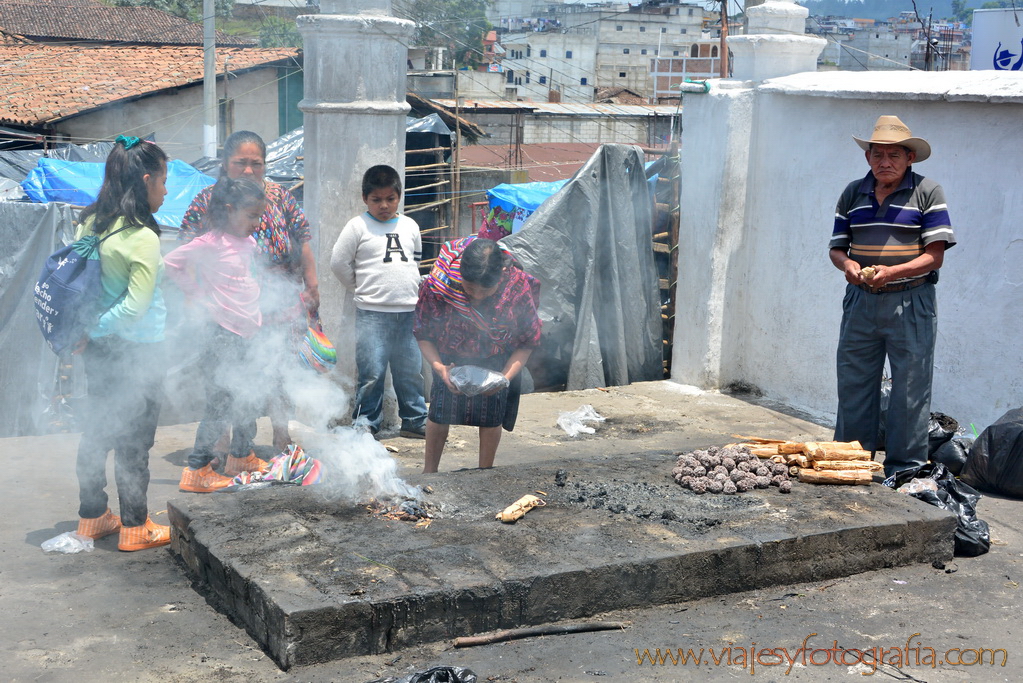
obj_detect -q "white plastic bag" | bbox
[556,404,606,437]
[449,365,509,397]
[897,477,939,495]
[41,532,94,554]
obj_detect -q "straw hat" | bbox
[853,115,931,162]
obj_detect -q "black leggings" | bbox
[76,337,164,528]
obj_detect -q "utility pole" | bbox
[202,0,217,158]
[719,0,729,78]
[453,68,461,236]
[924,9,934,71]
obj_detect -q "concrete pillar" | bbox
[727,1,825,81]
[670,83,755,390]
[297,1,415,418]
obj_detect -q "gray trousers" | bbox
[834,283,937,477]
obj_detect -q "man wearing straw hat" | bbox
[828,115,956,477]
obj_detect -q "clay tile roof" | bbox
[0,43,299,126]
[0,0,253,46]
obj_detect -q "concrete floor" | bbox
[3,381,1020,682]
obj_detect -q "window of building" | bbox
[712,46,718,57]
[616,25,623,31]
[680,28,687,34]
[641,49,648,55]
[580,77,588,85]
[690,44,699,57]
[540,49,547,57]
[623,48,630,54]
[526,45,531,57]
[525,71,530,83]
[673,50,679,56]
[688,8,694,15]
[566,50,572,58]
[506,70,514,83]
[640,26,646,32]
[539,75,547,84]
[619,71,626,77]
[661,27,667,33]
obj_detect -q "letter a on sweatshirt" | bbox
[383,233,408,263]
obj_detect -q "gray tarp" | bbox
[0,202,75,436]
[501,144,662,390]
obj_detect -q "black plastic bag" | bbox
[878,410,957,455]
[884,463,990,557]
[367,667,477,683]
[927,412,958,455]
[930,436,973,476]
[961,408,1023,499]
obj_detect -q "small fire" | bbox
[365,498,435,528]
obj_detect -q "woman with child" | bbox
[179,131,318,453]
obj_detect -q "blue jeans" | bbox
[353,309,428,433]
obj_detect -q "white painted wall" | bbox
[459,70,516,101]
[501,32,597,102]
[672,70,1023,431]
[59,69,285,163]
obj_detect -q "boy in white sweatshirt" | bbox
[331,165,428,437]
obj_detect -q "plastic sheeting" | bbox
[0,202,76,437]
[20,159,214,229]
[501,144,662,390]
[481,180,568,239]
[405,113,453,136]
[189,115,454,188]
[0,140,115,184]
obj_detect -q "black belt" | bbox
[856,276,930,295]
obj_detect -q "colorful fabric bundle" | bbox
[298,311,336,373]
[423,235,515,335]
[232,444,322,486]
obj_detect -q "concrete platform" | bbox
[168,451,956,670]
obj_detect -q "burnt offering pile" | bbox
[366,497,436,528]
[672,444,792,494]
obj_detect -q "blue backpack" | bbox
[34,225,130,355]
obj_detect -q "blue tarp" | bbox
[487,180,568,215]
[484,160,658,237]
[21,158,214,229]
[484,180,568,235]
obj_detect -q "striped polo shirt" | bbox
[830,170,956,275]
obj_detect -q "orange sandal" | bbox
[77,509,121,540]
[179,464,234,493]
[225,452,268,477]
[118,517,170,552]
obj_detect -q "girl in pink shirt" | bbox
[164,177,268,492]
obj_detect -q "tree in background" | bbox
[395,0,492,68]
[112,0,235,24]
[948,0,1015,25]
[259,15,302,48]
